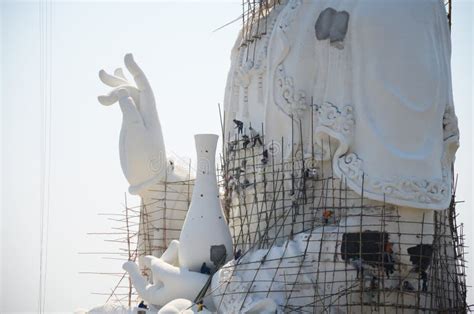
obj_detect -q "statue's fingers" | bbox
[114,68,127,80]
[143,256,165,285]
[124,54,158,128]
[99,69,129,87]
[122,260,140,275]
[123,261,160,305]
[161,240,180,265]
[149,258,180,284]
[142,255,160,269]
[98,85,139,106]
[98,94,117,106]
[124,53,152,92]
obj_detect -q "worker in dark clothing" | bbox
[262,149,269,164]
[241,178,252,189]
[402,281,415,291]
[351,258,364,279]
[370,276,378,290]
[200,262,211,275]
[421,271,428,292]
[242,135,250,149]
[234,167,244,180]
[138,300,148,309]
[233,119,244,134]
[383,242,395,278]
[234,249,242,260]
[289,173,296,196]
[249,126,263,147]
[304,168,317,178]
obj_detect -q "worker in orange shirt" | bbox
[323,210,333,225]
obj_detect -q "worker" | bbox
[228,175,236,187]
[289,173,296,196]
[197,300,205,312]
[241,178,252,189]
[261,149,269,164]
[242,135,250,149]
[304,168,310,178]
[138,300,148,309]
[351,258,364,279]
[305,168,317,178]
[233,119,244,134]
[421,271,428,292]
[227,175,236,198]
[323,209,333,224]
[228,141,237,152]
[200,262,211,275]
[370,276,378,290]
[402,281,415,291]
[383,241,395,278]
[249,126,263,147]
[234,249,242,260]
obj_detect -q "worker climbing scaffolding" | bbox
[323,209,332,225]
[233,119,244,135]
[249,126,263,147]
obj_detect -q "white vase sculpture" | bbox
[178,134,233,272]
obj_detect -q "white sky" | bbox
[1,1,472,312]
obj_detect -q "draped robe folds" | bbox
[224,0,459,210]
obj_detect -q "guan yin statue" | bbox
[97,0,466,313]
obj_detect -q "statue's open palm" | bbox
[122,241,209,307]
[98,54,167,195]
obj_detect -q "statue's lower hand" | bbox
[123,255,209,307]
[98,54,168,195]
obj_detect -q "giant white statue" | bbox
[98,0,465,312]
[215,0,462,312]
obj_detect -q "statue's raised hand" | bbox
[98,54,167,195]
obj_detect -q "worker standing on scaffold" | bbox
[323,209,333,224]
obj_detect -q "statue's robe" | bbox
[224,0,458,210]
